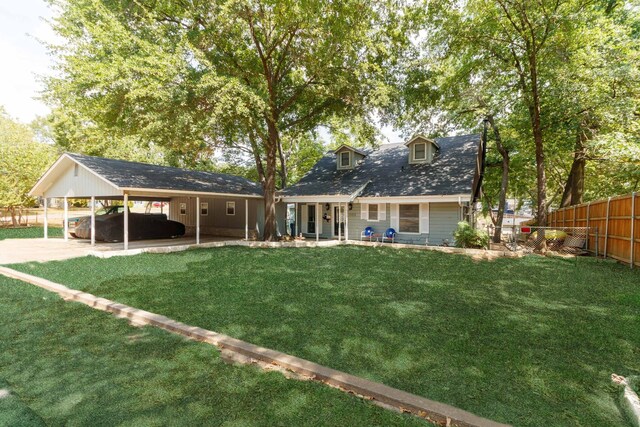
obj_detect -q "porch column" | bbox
[316,202,320,242]
[345,202,349,242]
[294,202,298,236]
[123,193,129,250]
[90,196,96,246]
[338,202,342,241]
[63,196,68,241]
[43,197,48,239]
[196,196,200,245]
[245,199,249,240]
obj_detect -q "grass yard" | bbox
[0,274,426,426]
[11,246,640,426]
[0,226,62,240]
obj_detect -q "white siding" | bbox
[43,160,120,198]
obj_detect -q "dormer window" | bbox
[414,143,427,161]
[334,144,367,170]
[340,151,351,168]
[405,135,439,164]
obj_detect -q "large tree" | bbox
[391,0,640,229]
[45,0,406,240]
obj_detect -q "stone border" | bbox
[0,266,510,427]
[87,238,521,260]
[612,374,640,427]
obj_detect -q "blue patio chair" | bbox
[361,226,375,241]
[382,227,396,243]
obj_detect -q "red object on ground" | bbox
[520,226,531,233]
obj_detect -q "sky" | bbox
[0,0,58,123]
[0,1,403,143]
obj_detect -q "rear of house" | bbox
[277,134,485,245]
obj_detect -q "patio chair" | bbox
[381,228,396,243]
[361,226,375,241]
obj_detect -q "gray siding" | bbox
[428,202,461,245]
[169,196,262,239]
[347,203,390,241]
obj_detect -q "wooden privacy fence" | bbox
[548,192,639,268]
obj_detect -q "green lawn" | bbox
[0,274,425,426]
[11,246,640,426]
[0,226,62,240]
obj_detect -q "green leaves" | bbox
[0,108,57,211]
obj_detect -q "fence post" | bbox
[604,197,611,259]
[586,202,591,252]
[573,205,576,229]
[631,192,636,269]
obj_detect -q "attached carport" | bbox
[29,153,264,250]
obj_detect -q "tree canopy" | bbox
[45,0,409,239]
[390,0,640,223]
[0,107,57,225]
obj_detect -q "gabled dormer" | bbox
[334,144,367,170]
[405,135,439,164]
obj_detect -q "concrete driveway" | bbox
[0,238,96,264]
[0,236,233,265]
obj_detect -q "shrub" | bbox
[454,221,489,249]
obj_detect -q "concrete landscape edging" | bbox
[87,238,521,260]
[0,266,510,427]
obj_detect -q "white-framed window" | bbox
[179,202,187,215]
[414,143,427,161]
[399,204,419,233]
[368,204,378,221]
[226,201,236,215]
[200,202,208,216]
[73,164,79,177]
[340,151,351,168]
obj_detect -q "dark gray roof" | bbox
[69,153,263,197]
[279,134,480,198]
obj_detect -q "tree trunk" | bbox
[262,119,280,241]
[486,115,510,244]
[570,128,586,206]
[527,51,547,229]
[560,120,588,207]
[8,206,17,227]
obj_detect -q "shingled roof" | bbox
[67,153,263,197]
[279,134,481,198]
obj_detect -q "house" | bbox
[30,133,484,248]
[29,153,265,248]
[277,134,485,245]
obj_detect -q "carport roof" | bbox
[30,153,263,198]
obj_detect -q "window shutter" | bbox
[390,204,399,229]
[378,203,386,220]
[360,203,368,220]
[302,205,308,234]
[419,203,430,234]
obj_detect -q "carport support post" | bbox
[43,197,48,239]
[63,196,68,241]
[245,199,249,240]
[90,196,95,246]
[123,193,129,250]
[196,196,200,245]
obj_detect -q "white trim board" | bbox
[356,195,470,203]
